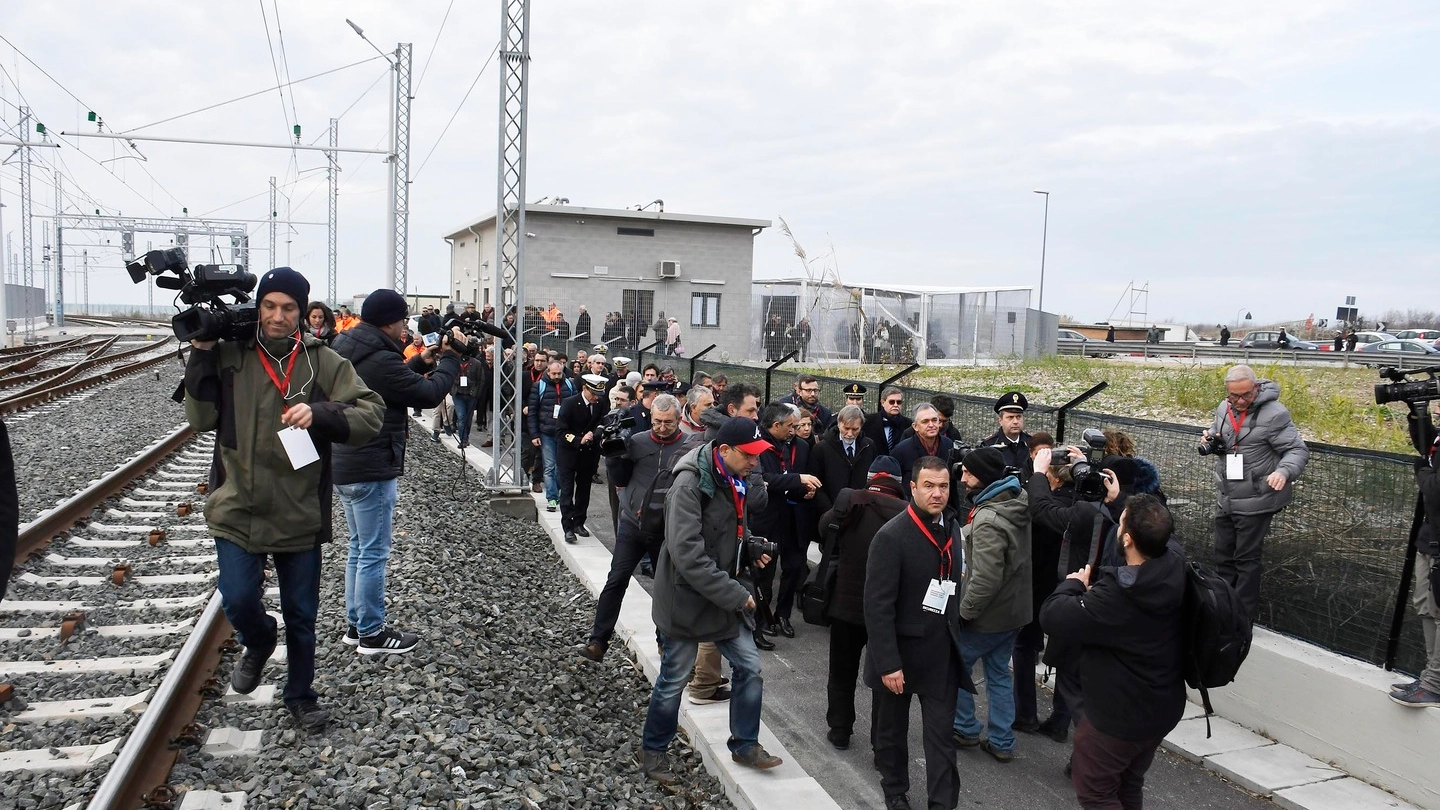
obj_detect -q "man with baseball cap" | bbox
[331,289,468,655]
[555,373,611,543]
[985,391,1033,478]
[183,267,385,731]
[639,416,781,783]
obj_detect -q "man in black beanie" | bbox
[331,288,468,655]
[183,267,384,731]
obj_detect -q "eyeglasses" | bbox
[1226,387,1257,403]
[799,387,820,395]
[884,398,903,406]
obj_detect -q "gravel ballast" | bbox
[174,423,732,809]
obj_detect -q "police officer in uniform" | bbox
[984,391,1032,478]
[841,383,868,414]
[557,374,610,544]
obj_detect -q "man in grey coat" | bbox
[1200,364,1309,620]
[639,417,782,783]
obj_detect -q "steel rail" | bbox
[0,342,184,416]
[0,337,98,377]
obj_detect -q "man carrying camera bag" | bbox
[638,417,782,783]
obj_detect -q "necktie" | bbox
[846,444,854,461]
[884,424,893,446]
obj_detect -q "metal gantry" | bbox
[387,43,413,295]
[19,107,35,343]
[328,117,339,306]
[489,0,531,491]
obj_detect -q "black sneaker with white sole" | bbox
[342,625,359,646]
[358,626,420,655]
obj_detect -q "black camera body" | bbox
[127,248,258,343]
[597,407,636,457]
[1375,366,1440,407]
[744,536,777,568]
[1068,428,1111,502]
[1197,434,1228,457]
[441,332,481,358]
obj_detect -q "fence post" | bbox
[877,363,922,391]
[1052,381,1109,444]
[687,343,718,380]
[764,350,798,403]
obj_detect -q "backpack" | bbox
[637,436,697,537]
[801,489,877,627]
[1181,560,1253,737]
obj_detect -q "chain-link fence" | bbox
[538,341,1426,675]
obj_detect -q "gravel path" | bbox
[7,362,190,521]
[174,423,732,809]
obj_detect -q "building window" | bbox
[692,293,721,328]
[616,227,655,237]
[622,289,656,347]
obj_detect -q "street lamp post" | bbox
[1234,308,1252,328]
[1033,190,1049,312]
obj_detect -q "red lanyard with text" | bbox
[908,505,952,579]
[1225,405,1248,451]
[256,337,301,414]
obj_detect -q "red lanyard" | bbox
[908,505,952,579]
[256,336,301,414]
[1225,405,1248,450]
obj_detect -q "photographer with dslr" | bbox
[332,289,470,655]
[580,394,695,662]
[556,374,611,543]
[1199,365,1309,621]
[639,417,782,783]
[182,267,384,731]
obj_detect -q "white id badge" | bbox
[553,404,561,419]
[460,378,468,388]
[278,426,320,470]
[922,578,950,614]
[1226,453,1244,481]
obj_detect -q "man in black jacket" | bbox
[1395,424,1440,708]
[574,305,591,345]
[556,374,610,543]
[332,289,466,655]
[817,456,908,751]
[527,361,579,512]
[809,404,876,517]
[865,456,976,810]
[863,386,911,457]
[982,391,1032,478]
[891,403,957,485]
[786,374,834,434]
[1040,494,1186,809]
[752,402,822,641]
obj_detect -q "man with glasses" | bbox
[787,374,834,434]
[864,386,912,457]
[1199,364,1309,620]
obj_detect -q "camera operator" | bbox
[639,417,782,783]
[556,374,611,543]
[1396,415,1440,708]
[629,379,667,431]
[527,360,579,513]
[332,289,470,655]
[183,268,384,731]
[891,403,958,485]
[1200,364,1309,621]
[580,394,696,662]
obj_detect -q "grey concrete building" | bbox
[444,204,769,361]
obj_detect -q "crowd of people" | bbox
[169,271,1348,808]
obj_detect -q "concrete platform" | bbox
[1274,778,1421,810]
[1205,743,1345,796]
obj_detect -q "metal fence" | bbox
[565,341,1425,676]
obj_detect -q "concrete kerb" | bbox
[410,414,843,810]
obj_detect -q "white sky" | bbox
[1,0,1436,326]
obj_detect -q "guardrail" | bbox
[1060,340,1437,368]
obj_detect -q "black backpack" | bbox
[801,489,880,627]
[1181,560,1253,736]
[637,436,698,537]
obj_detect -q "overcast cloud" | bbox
[1,1,1435,326]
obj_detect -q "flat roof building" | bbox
[445,204,769,361]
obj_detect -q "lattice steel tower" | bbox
[387,43,412,295]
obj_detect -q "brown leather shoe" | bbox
[638,749,676,784]
[731,743,782,770]
[578,641,605,662]
[531,482,543,493]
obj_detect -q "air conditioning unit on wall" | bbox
[658,260,681,279]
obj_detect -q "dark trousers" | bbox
[588,520,662,647]
[608,483,621,536]
[826,619,869,734]
[214,538,321,706]
[1013,620,1044,724]
[872,686,959,809]
[1058,665,1085,727]
[1071,718,1162,810]
[774,530,809,620]
[558,449,600,532]
[1214,510,1276,620]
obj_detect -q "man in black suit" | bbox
[863,386,912,456]
[865,456,976,810]
[751,402,821,641]
[556,374,610,543]
[809,405,877,517]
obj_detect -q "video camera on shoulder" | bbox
[597,406,636,457]
[1065,428,1111,502]
[1375,365,1440,454]
[126,248,257,343]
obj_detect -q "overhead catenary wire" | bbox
[413,39,501,182]
[414,0,457,96]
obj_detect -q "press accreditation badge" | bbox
[278,426,320,470]
[1226,453,1244,481]
[922,578,951,614]
[553,404,562,419]
[460,378,468,388]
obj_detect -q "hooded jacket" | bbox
[1208,378,1309,516]
[183,332,384,554]
[1040,544,1187,741]
[818,481,908,625]
[331,321,458,483]
[959,477,1033,632]
[652,442,756,642]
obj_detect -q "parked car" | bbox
[1356,339,1440,355]
[1058,329,1089,345]
[1350,331,1395,350]
[1394,329,1440,341]
[1237,330,1320,350]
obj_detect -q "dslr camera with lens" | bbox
[743,536,778,568]
[1197,434,1228,457]
[126,248,258,343]
[1066,428,1111,502]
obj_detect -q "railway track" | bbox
[0,425,242,810]
[0,339,185,418]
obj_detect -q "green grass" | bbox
[799,358,1416,454]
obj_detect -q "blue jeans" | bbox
[335,478,399,637]
[453,397,476,447]
[952,627,1020,752]
[214,537,321,706]
[642,626,764,754]
[540,433,560,501]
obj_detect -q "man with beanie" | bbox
[331,288,468,654]
[951,445,1032,763]
[816,455,909,751]
[183,267,384,731]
